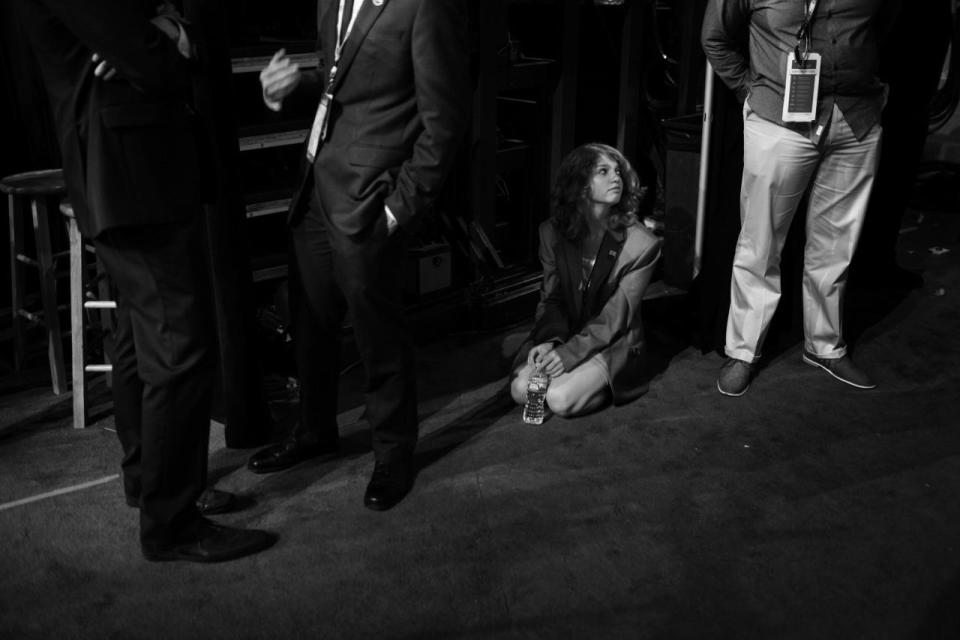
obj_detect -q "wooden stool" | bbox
[61,201,116,429]
[2,169,68,394]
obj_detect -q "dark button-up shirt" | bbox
[701,0,898,141]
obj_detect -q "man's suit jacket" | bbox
[287,0,470,236]
[526,220,662,404]
[16,0,200,238]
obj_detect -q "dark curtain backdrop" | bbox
[854,0,954,278]
[185,0,272,448]
[0,1,61,358]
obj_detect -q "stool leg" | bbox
[8,193,26,371]
[67,215,86,428]
[32,195,67,395]
[95,259,115,389]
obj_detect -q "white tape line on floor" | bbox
[0,474,120,512]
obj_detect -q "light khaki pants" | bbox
[725,102,881,363]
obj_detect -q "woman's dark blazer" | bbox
[521,219,662,404]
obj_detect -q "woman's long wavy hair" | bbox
[549,143,647,245]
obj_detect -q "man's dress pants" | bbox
[95,217,214,546]
[290,197,418,463]
[726,102,882,363]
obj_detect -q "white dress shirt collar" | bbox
[337,0,365,48]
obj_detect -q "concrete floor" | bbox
[1,205,959,639]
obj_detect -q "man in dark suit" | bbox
[247,0,470,510]
[16,0,274,562]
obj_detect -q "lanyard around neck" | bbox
[335,0,361,63]
[795,0,820,61]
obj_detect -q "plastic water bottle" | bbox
[523,368,550,425]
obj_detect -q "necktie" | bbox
[339,0,355,48]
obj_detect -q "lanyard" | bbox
[335,0,361,64]
[794,0,819,61]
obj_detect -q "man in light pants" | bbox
[701,0,897,396]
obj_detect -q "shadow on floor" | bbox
[414,385,516,475]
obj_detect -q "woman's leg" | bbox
[545,354,611,418]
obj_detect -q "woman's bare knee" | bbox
[510,365,531,405]
[510,379,528,405]
[545,386,576,417]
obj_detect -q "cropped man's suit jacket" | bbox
[18,0,200,239]
[286,0,470,235]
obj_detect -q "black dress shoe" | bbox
[363,460,413,511]
[247,436,340,474]
[194,488,237,515]
[126,488,238,516]
[142,518,276,563]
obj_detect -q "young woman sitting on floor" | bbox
[510,143,662,418]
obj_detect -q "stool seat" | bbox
[0,169,66,197]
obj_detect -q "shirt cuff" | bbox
[150,16,192,59]
[263,89,283,112]
[174,22,192,59]
[384,205,398,233]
